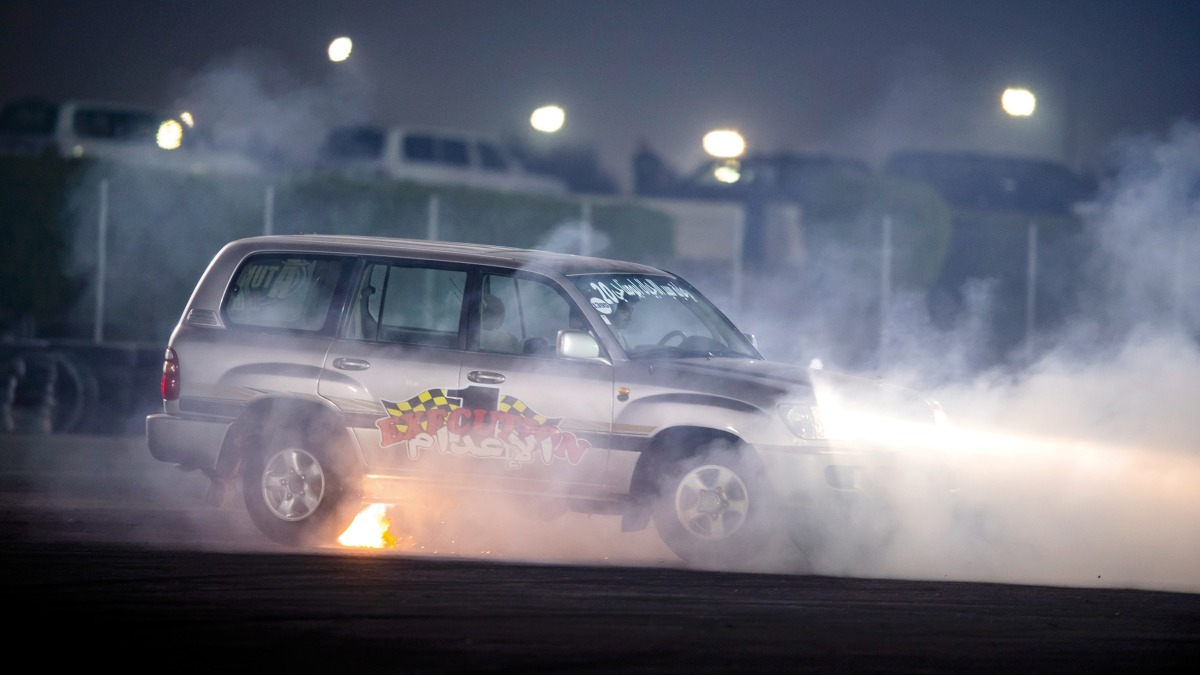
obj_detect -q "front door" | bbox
[452,270,614,495]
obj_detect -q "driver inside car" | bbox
[609,300,635,350]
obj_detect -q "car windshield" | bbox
[569,273,759,360]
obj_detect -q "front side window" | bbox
[350,262,467,348]
[478,273,584,356]
[224,255,348,332]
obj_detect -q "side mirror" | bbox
[557,329,602,360]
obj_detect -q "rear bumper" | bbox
[146,413,231,473]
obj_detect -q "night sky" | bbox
[3,0,1198,188]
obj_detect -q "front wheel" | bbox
[243,433,361,547]
[651,441,781,570]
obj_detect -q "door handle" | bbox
[332,357,370,371]
[467,370,506,385]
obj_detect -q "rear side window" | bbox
[440,138,469,167]
[224,255,349,332]
[403,134,435,162]
[401,133,471,168]
[349,262,467,348]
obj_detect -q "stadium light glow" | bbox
[1002,87,1036,117]
[328,37,353,62]
[703,129,745,158]
[531,105,565,133]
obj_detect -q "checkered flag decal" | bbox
[498,394,560,426]
[382,389,461,434]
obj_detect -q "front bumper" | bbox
[756,442,956,508]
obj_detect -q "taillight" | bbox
[161,347,180,401]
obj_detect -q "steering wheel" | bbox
[658,330,686,346]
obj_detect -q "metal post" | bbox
[880,214,893,360]
[1025,221,1039,350]
[427,194,440,241]
[731,210,744,307]
[263,185,275,236]
[580,201,592,256]
[94,179,109,344]
[1173,229,1185,327]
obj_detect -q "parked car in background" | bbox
[146,234,950,569]
[0,98,261,175]
[633,145,872,203]
[884,149,1096,215]
[317,124,567,195]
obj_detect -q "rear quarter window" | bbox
[223,254,349,332]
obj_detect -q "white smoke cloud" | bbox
[170,47,371,169]
[798,122,1200,592]
[343,124,1200,592]
[533,219,613,258]
[49,46,1200,594]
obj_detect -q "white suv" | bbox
[146,235,948,567]
[317,125,566,195]
[0,98,260,175]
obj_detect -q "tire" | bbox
[242,430,362,547]
[651,438,781,570]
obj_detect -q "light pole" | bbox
[1002,86,1040,357]
[703,129,747,304]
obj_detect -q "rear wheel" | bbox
[651,438,781,570]
[243,431,361,547]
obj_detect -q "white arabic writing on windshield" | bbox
[570,274,758,359]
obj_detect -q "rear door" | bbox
[318,258,468,474]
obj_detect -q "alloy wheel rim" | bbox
[673,464,750,540]
[260,447,326,521]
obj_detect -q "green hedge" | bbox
[799,171,953,291]
[0,156,83,330]
[0,157,675,342]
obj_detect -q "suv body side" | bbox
[147,235,949,562]
[319,125,566,195]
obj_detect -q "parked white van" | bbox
[318,124,566,195]
[0,98,261,175]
